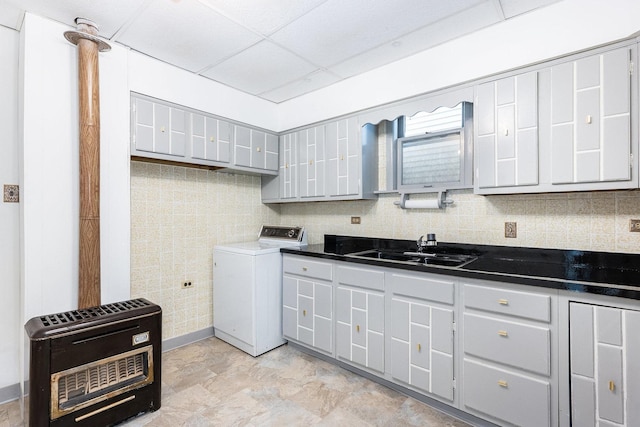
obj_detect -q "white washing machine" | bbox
[213,226,306,356]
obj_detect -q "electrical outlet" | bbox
[182,281,193,289]
[505,222,517,238]
[630,219,640,232]
[351,216,361,224]
[3,185,19,203]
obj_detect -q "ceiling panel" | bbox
[1,0,564,102]
[117,0,261,72]
[499,0,561,18]
[329,1,502,78]
[199,0,329,35]
[270,0,485,67]
[259,70,341,103]
[202,40,318,94]
[0,1,23,30]
[0,0,147,37]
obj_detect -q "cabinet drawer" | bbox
[464,313,551,375]
[284,256,333,281]
[390,273,454,305]
[463,359,550,427]
[463,284,551,322]
[337,265,384,291]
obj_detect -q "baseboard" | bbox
[162,327,215,352]
[0,327,216,405]
[0,382,21,405]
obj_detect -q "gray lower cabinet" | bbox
[132,96,186,158]
[461,281,556,427]
[387,271,456,402]
[335,264,385,373]
[569,302,640,427]
[475,72,538,191]
[282,255,333,355]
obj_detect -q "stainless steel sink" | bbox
[347,249,476,267]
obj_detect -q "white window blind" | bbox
[404,104,463,137]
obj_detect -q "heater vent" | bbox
[51,346,153,420]
[39,298,152,327]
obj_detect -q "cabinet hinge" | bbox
[452,378,456,390]
[630,61,635,76]
[452,321,457,334]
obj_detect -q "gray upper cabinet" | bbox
[325,117,361,197]
[475,72,538,191]
[191,113,231,164]
[132,97,186,158]
[233,127,279,173]
[298,126,326,198]
[131,93,278,175]
[550,47,632,185]
[474,42,638,195]
[261,116,377,203]
[279,132,298,200]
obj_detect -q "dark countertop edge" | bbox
[280,246,640,301]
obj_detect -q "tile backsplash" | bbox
[131,160,640,340]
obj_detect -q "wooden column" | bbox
[64,19,110,309]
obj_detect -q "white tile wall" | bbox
[131,160,640,340]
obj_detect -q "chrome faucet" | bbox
[417,234,437,252]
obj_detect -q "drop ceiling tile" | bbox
[330,1,502,78]
[199,0,329,35]
[270,0,484,67]
[259,70,341,103]
[202,40,318,95]
[3,0,148,37]
[118,0,261,72]
[499,0,561,18]
[0,1,24,30]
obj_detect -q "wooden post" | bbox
[64,19,110,309]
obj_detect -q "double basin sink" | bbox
[347,249,477,268]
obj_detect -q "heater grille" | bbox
[51,346,154,420]
[39,298,152,327]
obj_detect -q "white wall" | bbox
[278,0,640,130]
[0,24,20,397]
[20,13,131,322]
[129,52,279,131]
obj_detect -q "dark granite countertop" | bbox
[280,235,640,301]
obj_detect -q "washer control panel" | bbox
[258,226,305,242]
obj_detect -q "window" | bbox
[396,102,472,192]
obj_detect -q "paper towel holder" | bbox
[394,191,454,210]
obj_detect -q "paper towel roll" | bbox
[403,199,441,209]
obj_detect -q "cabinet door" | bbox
[264,133,279,171]
[476,72,538,189]
[250,130,266,169]
[217,120,232,163]
[234,125,252,167]
[569,303,640,426]
[133,98,154,152]
[550,47,631,184]
[326,117,360,197]
[389,296,454,400]
[298,126,326,198]
[336,285,384,373]
[191,114,226,162]
[279,133,298,199]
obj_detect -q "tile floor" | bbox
[0,337,472,426]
